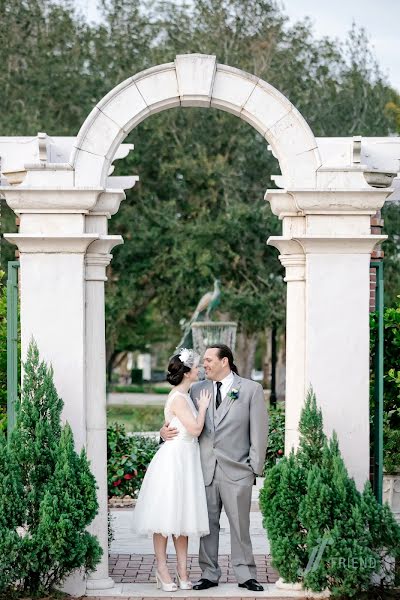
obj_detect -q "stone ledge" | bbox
[84,582,322,597]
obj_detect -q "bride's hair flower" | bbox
[177,347,200,368]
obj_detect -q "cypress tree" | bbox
[36,424,102,590]
[297,387,325,469]
[260,451,308,583]
[260,388,400,596]
[0,433,26,591]
[301,436,377,595]
[0,340,101,595]
[10,340,63,530]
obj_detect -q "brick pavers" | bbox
[109,554,278,585]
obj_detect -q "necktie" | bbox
[215,381,222,410]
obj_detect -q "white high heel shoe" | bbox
[176,569,192,590]
[156,570,178,592]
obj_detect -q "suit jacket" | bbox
[190,373,268,486]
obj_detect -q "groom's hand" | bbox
[160,422,178,441]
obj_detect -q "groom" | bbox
[161,344,268,591]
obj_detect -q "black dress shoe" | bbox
[238,578,264,591]
[192,578,219,590]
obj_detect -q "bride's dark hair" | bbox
[166,354,191,386]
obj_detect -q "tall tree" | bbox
[100,0,397,365]
[0,0,398,369]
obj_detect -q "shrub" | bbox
[0,340,102,596]
[259,388,400,597]
[263,404,285,472]
[0,273,7,433]
[370,297,400,473]
[107,423,158,498]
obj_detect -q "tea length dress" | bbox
[130,390,210,538]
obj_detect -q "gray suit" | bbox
[190,373,268,583]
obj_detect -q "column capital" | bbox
[1,186,103,214]
[265,188,392,219]
[267,238,305,282]
[279,255,306,282]
[293,235,387,254]
[85,236,124,281]
[267,237,303,255]
[3,233,99,253]
[90,190,126,218]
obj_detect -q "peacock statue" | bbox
[191,278,221,322]
[177,279,221,348]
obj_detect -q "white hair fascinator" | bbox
[178,348,200,368]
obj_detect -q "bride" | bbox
[131,348,211,592]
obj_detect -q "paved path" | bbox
[109,507,269,556]
[108,553,277,585]
[107,393,166,406]
[96,478,279,599]
[109,479,269,556]
[86,585,307,599]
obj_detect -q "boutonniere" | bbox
[227,388,239,401]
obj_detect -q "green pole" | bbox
[7,261,19,437]
[371,260,384,504]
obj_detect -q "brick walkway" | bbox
[109,554,278,585]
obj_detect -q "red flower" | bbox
[124,473,133,480]
[277,449,283,455]
[113,479,122,486]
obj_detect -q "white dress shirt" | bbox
[213,371,234,407]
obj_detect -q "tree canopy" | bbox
[0,0,398,367]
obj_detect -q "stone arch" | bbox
[70,54,321,189]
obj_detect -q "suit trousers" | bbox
[199,463,257,584]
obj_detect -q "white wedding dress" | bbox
[130,390,210,538]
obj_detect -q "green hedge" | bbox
[107,423,158,498]
[370,296,400,473]
[263,404,285,473]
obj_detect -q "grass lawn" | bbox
[107,404,165,432]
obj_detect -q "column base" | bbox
[86,576,115,590]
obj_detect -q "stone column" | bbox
[85,237,123,591]
[296,236,383,489]
[267,239,306,453]
[83,190,126,590]
[266,188,389,490]
[3,231,99,450]
[2,182,126,595]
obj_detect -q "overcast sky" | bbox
[76,0,400,91]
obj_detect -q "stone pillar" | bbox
[85,238,123,591]
[83,191,125,591]
[267,240,306,453]
[3,231,99,450]
[297,236,381,489]
[2,182,127,595]
[267,188,389,490]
